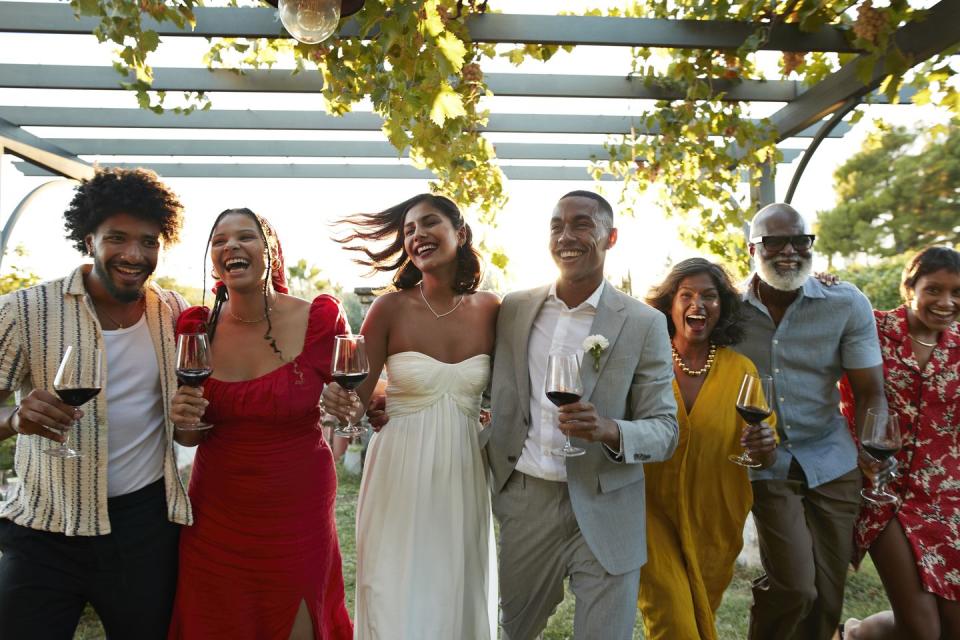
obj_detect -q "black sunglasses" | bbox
[750,234,815,252]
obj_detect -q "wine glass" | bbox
[50,346,104,458]
[331,334,369,438]
[545,352,586,458]
[861,408,902,506]
[730,373,774,468]
[176,332,214,431]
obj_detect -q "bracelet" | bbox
[9,406,21,434]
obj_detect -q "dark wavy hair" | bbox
[335,194,482,294]
[901,245,960,302]
[645,258,745,346]
[64,167,184,254]
[202,208,286,361]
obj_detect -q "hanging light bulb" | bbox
[278,0,341,44]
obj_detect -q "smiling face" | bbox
[549,196,617,284]
[85,213,161,303]
[402,200,464,274]
[750,205,813,291]
[209,212,269,292]
[670,272,722,348]
[908,268,960,333]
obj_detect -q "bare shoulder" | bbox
[471,290,501,309]
[368,290,406,315]
[276,292,311,313]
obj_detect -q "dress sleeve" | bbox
[175,306,211,337]
[0,294,27,392]
[304,295,349,382]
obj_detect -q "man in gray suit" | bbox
[485,191,679,639]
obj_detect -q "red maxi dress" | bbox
[169,296,353,639]
[840,305,960,601]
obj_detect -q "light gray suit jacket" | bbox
[484,282,679,575]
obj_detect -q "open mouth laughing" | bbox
[223,256,251,274]
[685,313,707,331]
[414,243,438,259]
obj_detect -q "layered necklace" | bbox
[671,342,718,377]
[419,282,463,319]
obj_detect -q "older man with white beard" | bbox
[734,203,886,640]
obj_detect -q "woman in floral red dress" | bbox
[840,246,960,640]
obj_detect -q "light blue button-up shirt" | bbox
[734,276,882,488]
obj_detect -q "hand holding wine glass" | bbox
[174,333,214,431]
[49,346,104,458]
[731,373,774,468]
[331,334,369,438]
[860,408,902,506]
[545,352,586,458]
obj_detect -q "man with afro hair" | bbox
[0,167,194,639]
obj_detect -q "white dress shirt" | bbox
[516,281,604,482]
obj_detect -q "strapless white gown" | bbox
[353,352,496,640]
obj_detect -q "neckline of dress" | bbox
[388,351,490,366]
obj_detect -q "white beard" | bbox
[757,254,813,291]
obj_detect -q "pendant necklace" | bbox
[419,282,463,319]
[96,298,143,329]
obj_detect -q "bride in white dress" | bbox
[324,194,499,640]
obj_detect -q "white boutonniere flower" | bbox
[582,334,609,372]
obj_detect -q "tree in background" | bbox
[817,120,960,264]
[153,275,205,306]
[835,256,904,312]
[287,259,365,332]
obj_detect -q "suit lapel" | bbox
[513,285,551,405]
[581,284,627,403]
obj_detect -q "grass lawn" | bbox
[76,465,890,638]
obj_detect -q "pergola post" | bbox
[751,160,776,210]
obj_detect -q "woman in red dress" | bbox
[168,208,352,639]
[840,246,960,640]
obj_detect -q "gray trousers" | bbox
[492,471,641,640]
[748,461,862,640]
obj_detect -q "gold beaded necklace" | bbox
[671,343,717,377]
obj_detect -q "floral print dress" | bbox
[840,305,960,601]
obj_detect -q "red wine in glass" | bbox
[862,444,898,462]
[176,368,213,388]
[730,373,774,468]
[176,333,214,431]
[50,346,104,458]
[861,409,902,506]
[55,387,102,407]
[736,405,772,427]
[546,391,581,407]
[545,353,586,458]
[333,372,368,391]
[332,335,370,438]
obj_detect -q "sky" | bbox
[0,0,955,298]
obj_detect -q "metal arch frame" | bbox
[784,97,861,204]
[0,179,79,272]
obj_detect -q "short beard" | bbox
[757,254,812,292]
[93,257,147,303]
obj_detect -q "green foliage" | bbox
[69,0,960,253]
[836,256,905,311]
[153,275,205,306]
[0,246,41,295]
[287,259,364,331]
[817,120,960,261]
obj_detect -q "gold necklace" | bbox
[95,298,143,329]
[228,305,272,324]
[909,334,937,348]
[672,343,717,377]
[419,282,463,319]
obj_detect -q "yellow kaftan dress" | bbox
[638,347,774,640]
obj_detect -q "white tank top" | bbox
[103,314,166,497]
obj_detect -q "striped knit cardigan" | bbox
[0,266,193,536]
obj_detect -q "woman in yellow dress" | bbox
[639,258,777,640]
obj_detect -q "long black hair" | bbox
[645,257,745,346]
[202,208,287,361]
[335,194,482,294]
